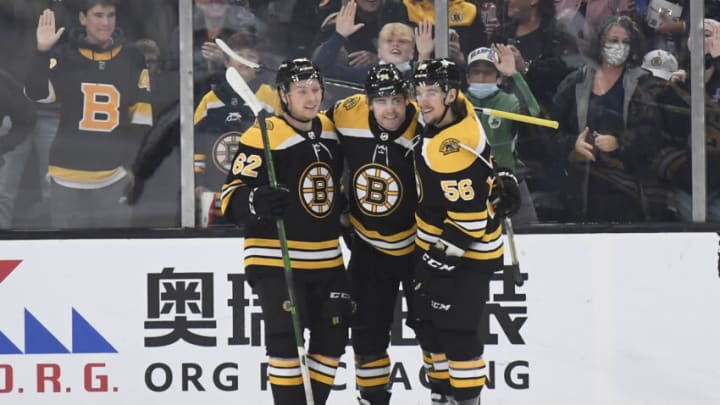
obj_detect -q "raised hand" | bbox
[492,43,518,77]
[414,20,434,61]
[336,0,365,39]
[36,9,65,52]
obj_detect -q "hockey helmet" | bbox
[275,58,324,92]
[364,63,409,101]
[412,58,461,92]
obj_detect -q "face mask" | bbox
[467,83,499,99]
[602,43,630,66]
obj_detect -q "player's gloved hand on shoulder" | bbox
[421,241,462,274]
[249,184,291,220]
[490,169,521,218]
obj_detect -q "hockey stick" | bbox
[215,38,260,69]
[216,39,364,92]
[456,142,524,287]
[224,67,315,404]
[474,107,559,129]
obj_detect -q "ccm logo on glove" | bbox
[422,252,457,272]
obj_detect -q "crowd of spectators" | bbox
[0,0,717,229]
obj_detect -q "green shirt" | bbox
[465,73,540,169]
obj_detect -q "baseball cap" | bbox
[641,49,678,80]
[467,47,499,67]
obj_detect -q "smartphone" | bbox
[481,2,497,25]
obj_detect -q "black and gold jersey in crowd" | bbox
[221,114,344,272]
[328,94,419,256]
[24,28,152,184]
[413,93,503,270]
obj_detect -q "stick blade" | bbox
[225,67,264,115]
[215,38,260,69]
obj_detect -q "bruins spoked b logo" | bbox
[353,163,402,217]
[299,162,335,218]
[212,131,243,172]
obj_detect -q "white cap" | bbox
[467,47,499,67]
[641,49,678,80]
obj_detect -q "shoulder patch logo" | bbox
[343,96,360,111]
[488,116,502,129]
[439,138,461,155]
[254,119,274,130]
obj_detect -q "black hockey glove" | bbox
[490,169,521,219]
[249,185,291,220]
[421,244,462,274]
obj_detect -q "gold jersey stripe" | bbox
[450,376,487,388]
[268,375,304,386]
[356,376,390,387]
[245,257,344,269]
[309,370,335,386]
[245,237,340,250]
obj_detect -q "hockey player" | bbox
[411,58,520,405]
[325,63,419,404]
[220,58,351,405]
[23,0,152,228]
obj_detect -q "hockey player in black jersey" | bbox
[411,58,520,405]
[220,58,351,405]
[325,63,419,405]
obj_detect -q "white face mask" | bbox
[467,83,499,99]
[602,43,631,66]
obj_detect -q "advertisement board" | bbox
[0,233,718,404]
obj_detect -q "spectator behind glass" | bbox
[24,1,153,229]
[0,69,37,229]
[490,0,580,113]
[634,0,688,56]
[650,21,720,222]
[550,15,675,223]
[193,31,279,227]
[465,45,541,225]
[313,2,417,85]
[176,0,266,106]
[313,0,410,68]
[401,0,488,62]
[554,0,631,42]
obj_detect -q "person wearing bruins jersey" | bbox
[24,0,152,228]
[325,63,419,405]
[411,58,520,405]
[193,32,279,227]
[220,58,350,405]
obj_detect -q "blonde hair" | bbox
[378,22,414,44]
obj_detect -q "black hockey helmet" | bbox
[275,58,324,92]
[412,58,461,92]
[364,63,409,101]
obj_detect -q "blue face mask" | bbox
[467,83,499,99]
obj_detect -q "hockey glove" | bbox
[421,244,462,274]
[249,185,291,220]
[490,169,521,219]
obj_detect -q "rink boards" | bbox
[0,233,719,405]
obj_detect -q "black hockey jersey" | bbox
[221,114,344,272]
[24,28,152,183]
[413,93,504,270]
[328,94,419,256]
